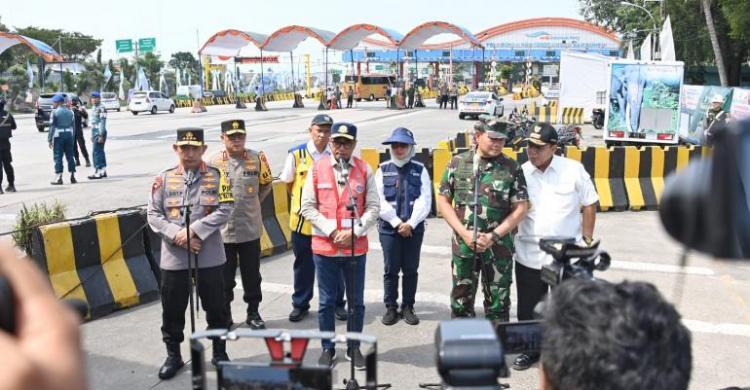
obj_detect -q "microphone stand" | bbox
[473,151,496,321]
[182,170,200,333]
[337,160,390,390]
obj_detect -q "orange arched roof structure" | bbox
[399,21,482,50]
[0,32,63,62]
[198,29,268,56]
[360,17,619,50]
[261,25,336,52]
[198,18,619,56]
[327,24,403,51]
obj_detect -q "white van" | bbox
[128,91,176,115]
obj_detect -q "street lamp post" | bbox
[620,1,659,60]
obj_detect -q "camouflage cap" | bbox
[478,118,509,139]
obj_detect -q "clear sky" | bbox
[2,0,584,62]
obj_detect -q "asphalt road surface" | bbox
[0,98,748,390]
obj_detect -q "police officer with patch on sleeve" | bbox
[147,128,233,380]
[208,119,273,330]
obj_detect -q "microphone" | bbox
[473,150,481,176]
[184,169,196,186]
[338,158,349,185]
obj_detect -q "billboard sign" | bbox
[604,60,684,144]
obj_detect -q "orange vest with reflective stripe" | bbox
[311,157,369,256]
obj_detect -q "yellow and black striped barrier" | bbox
[561,107,585,124]
[30,209,160,320]
[259,181,292,257]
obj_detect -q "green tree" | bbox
[14,26,101,62]
[5,64,30,109]
[578,0,750,86]
[137,52,164,89]
[168,51,200,82]
[75,61,105,96]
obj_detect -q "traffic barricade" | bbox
[259,182,290,257]
[561,107,585,124]
[30,209,160,320]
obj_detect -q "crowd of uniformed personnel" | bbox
[146,112,599,379]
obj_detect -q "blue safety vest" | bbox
[378,160,425,234]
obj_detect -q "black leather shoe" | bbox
[401,305,420,325]
[5,185,15,193]
[288,307,308,322]
[70,174,77,184]
[246,312,266,330]
[211,339,230,366]
[335,305,348,321]
[158,354,184,379]
[513,353,540,371]
[51,177,63,185]
[346,347,366,370]
[318,348,336,367]
[381,307,399,326]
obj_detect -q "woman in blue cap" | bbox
[375,127,432,326]
[47,94,77,185]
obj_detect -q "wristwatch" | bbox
[491,231,503,244]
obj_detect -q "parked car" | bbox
[458,91,504,120]
[35,92,78,132]
[128,91,175,115]
[100,92,121,112]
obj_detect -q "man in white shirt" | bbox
[513,123,599,371]
[375,127,432,326]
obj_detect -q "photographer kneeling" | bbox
[539,279,692,390]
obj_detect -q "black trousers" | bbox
[160,265,228,344]
[73,127,89,164]
[515,262,550,321]
[223,239,262,314]
[347,96,353,108]
[0,147,13,186]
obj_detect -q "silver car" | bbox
[100,92,121,112]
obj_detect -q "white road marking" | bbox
[239,280,750,338]
[372,243,715,276]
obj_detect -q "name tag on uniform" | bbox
[318,183,333,189]
[382,172,398,177]
[411,171,421,177]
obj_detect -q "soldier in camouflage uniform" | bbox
[437,119,529,321]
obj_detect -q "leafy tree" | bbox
[13,26,101,62]
[5,64,30,109]
[137,52,163,89]
[169,51,200,82]
[578,0,750,86]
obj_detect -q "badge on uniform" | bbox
[355,184,364,194]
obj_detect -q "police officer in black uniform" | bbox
[0,97,16,193]
[147,128,234,380]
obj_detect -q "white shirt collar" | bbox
[531,154,561,175]
[306,140,331,157]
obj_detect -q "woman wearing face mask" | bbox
[375,127,432,326]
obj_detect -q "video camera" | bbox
[428,237,610,389]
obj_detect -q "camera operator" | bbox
[540,279,692,390]
[0,244,86,390]
[512,123,599,370]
